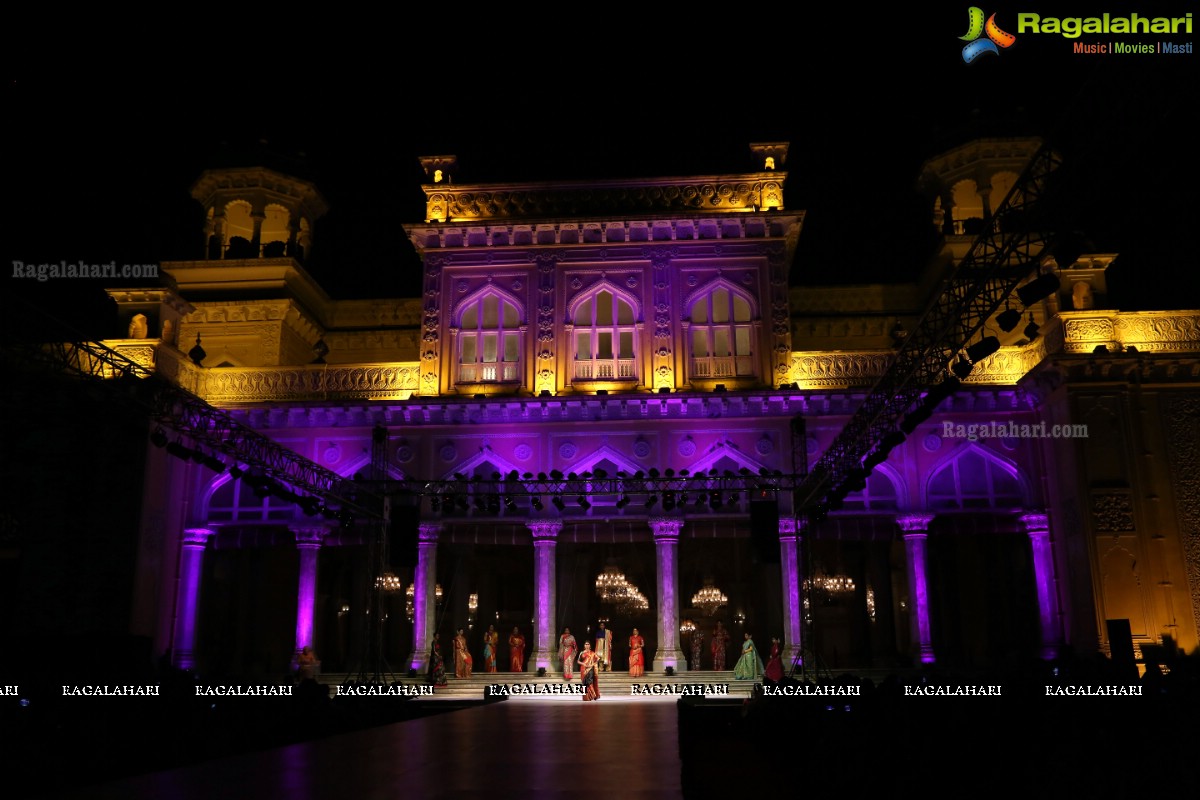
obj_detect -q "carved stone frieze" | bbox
[203,364,420,403]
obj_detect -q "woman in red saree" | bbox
[628,628,645,677]
[559,627,577,680]
[508,626,526,672]
[764,636,784,684]
[453,628,473,678]
[578,641,601,701]
[482,625,498,673]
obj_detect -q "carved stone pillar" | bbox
[173,527,214,669]
[249,206,266,256]
[529,521,562,673]
[291,527,326,657]
[651,518,687,673]
[897,514,937,665]
[408,523,440,672]
[1021,511,1063,659]
[778,517,806,668]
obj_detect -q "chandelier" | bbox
[596,559,630,603]
[808,569,855,596]
[615,584,649,616]
[376,572,402,593]
[404,582,444,622]
[468,593,478,614]
[680,619,696,635]
[691,578,728,616]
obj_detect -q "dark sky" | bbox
[6,5,1198,318]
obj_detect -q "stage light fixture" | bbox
[1017,273,1061,307]
[644,495,658,509]
[504,496,517,512]
[165,440,192,460]
[996,307,1022,332]
[552,497,566,511]
[662,492,676,512]
[487,496,500,513]
[951,358,975,380]
[577,496,590,510]
[1093,344,1109,354]
[965,335,1001,364]
[531,496,544,511]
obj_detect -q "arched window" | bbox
[927,447,1025,510]
[572,287,637,382]
[688,283,754,379]
[457,292,522,384]
[843,471,899,512]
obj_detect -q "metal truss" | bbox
[4,324,382,518]
[792,143,1064,512]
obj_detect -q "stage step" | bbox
[318,670,758,699]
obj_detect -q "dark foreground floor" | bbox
[8,663,1200,800]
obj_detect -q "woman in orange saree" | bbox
[628,628,645,677]
[453,628,473,678]
[508,626,526,672]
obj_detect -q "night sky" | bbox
[7,6,1198,317]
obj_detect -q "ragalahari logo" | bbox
[960,7,1017,62]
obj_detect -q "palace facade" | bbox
[92,138,1198,680]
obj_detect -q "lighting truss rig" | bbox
[793,142,1066,514]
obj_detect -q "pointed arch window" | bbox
[458,292,522,384]
[688,284,755,379]
[572,287,637,381]
[928,448,1025,510]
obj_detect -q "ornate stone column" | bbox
[778,517,806,668]
[173,527,214,669]
[1021,511,1063,659]
[291,527,327,657]
[249,205,266,256]
[651,518,687,673]
[408,523,440,672]
[529,521,562,673]
[897,514,937,665]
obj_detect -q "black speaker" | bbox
[750,500,780,563]
[388,504,420,569]
[1105,618,1139,681]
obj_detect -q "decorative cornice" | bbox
[291,527,328,547]
[105,288,195,316]
[1059,311,1200,354]
[202,363,420,403]
[418,172,788,222]
[190,166,329,219]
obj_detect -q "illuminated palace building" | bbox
[95,138,1198,680]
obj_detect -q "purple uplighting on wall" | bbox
[778,518,804,665]
[651,519,685,672]
[410,524,440,672]
[530,521,562,671]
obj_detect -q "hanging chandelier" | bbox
[595,559,629,603]
[615,584,649,616]
[404,582,444,622]
[376,572,402,593]
[691,578,728,616]
[680,619,696,635]
[808,569,855,596]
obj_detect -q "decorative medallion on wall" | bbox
[756,435,774,456]
[570,277,583,290]
[440,443,458,462]
[923,434,942,452]
[511,279,523,292]
[678,436,697,457]
[395,443,415,464]
[559,442,578,460]
[633,438,652,459]
[514,444,532,461]
[687,274,698,288]
[323,443,341,464]
[457,280,470,294]
[1000,436,1019,451]
[742,272,754,285]
[626,276,638,289]
[1091,493,1135,532]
